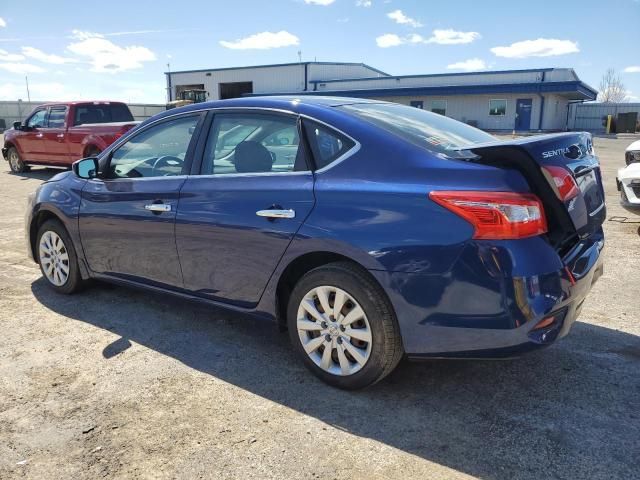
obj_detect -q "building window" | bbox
[431,100,446,116]
[489,99,507,116]
[410,100,424,109]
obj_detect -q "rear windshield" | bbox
[74,103,134,125]
[338,103,495,154]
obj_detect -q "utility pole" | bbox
[25,76,31,103]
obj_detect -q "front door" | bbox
[176,111,315,307]
[79,113,203,288]
[20,108,48,161]
[515,98,533,131]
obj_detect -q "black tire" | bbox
[7,146,29,173]
[287,261,404,389]
[36,219,84,294]
[85,146,101,158]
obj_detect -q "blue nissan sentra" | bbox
[23,96,605,389]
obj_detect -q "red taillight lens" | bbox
[542,166,579,201]
[429,191,548,240]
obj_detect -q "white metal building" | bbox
[165,62,597,132]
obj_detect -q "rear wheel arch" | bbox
[83,144,102,158]
[275,251,387,329]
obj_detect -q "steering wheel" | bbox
[151,155,183,176]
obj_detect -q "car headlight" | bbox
[626,151,640,166]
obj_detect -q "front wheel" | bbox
[36,219,84,294]
[7,147,29,173]
[287,261,404,389]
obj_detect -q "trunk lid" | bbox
[456,132,606,250]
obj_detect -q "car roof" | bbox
[158,95,387,118]
[36,101,128,107]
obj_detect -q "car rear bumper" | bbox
[370,230,604,358]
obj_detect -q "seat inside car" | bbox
[234,141,273,173]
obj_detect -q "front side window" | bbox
[107,115,199,179]
[338,103,494,155]
[27,109,47,128]
[48,107,68,128]
[202,113,305,175]
[74,103,134,125]
[431,100,447,116]
[489,99,507,116]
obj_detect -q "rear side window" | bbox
[303,120,355,170]
[338,103,494,155]
[74,103,134,125]
[48,107,67,128]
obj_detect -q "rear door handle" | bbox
[256,209,295,219]
[145,203,172,213]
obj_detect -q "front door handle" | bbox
[256,208,295,219]
[145,203,172,213]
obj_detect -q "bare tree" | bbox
[598,68,628,103]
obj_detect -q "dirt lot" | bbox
[0,135,638,480]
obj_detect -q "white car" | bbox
[617,140,640,213]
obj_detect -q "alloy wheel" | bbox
[9,150,21,172]
[39,231,70,286]
[296,285,372,376]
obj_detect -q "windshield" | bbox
[338,103,495,154]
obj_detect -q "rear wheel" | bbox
[36,219,84,294]
[287,261,403,389]
[7,147,29,173]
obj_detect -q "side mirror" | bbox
[72,157,100,179]
[13,121,22,130]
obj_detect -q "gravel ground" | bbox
[0,135,638,480]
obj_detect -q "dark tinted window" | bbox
[303,120,355,170]
[48,107,67,128]
[74,103,134,125]
[338,103,494,155]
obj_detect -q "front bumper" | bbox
[370,231,604,358]
[617,163,640,214]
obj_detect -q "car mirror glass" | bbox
[72,157,100,179]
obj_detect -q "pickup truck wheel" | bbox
[85,146,101,158]
[7,147,29,173]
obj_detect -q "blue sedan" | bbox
[25,96,605,389]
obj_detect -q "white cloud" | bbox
[304,0,335,4]
[426,29,480,45]
[377,30,480,48]
[22,47,77,64]
[67,35,156,73]
[0,17,6,28]
[376,34,403,48]
[624,66,640,73]
[447,58,487,71]
[356,0,372,6]
[387,9,422,28]
[219,31,299,50]
[69,29,102,40]
[0,63,46,74]
[0,49,25,62]
[491,38,579,58]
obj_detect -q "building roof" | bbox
[165,61,390,77]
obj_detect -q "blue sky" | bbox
[1,0,639,103]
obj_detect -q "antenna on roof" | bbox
[297,50,302,63]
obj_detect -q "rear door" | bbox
[79,112,204,288]
[41,105,70,164]
[175,110,315,307]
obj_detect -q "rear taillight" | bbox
[542,166,579,202]
[429,191,548,240]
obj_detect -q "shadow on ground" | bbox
[4,167,66,181]
[31,278,640,479]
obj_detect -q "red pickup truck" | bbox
[2,101,140,173]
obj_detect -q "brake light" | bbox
[429,191,548,240]
[543,166,579,201]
